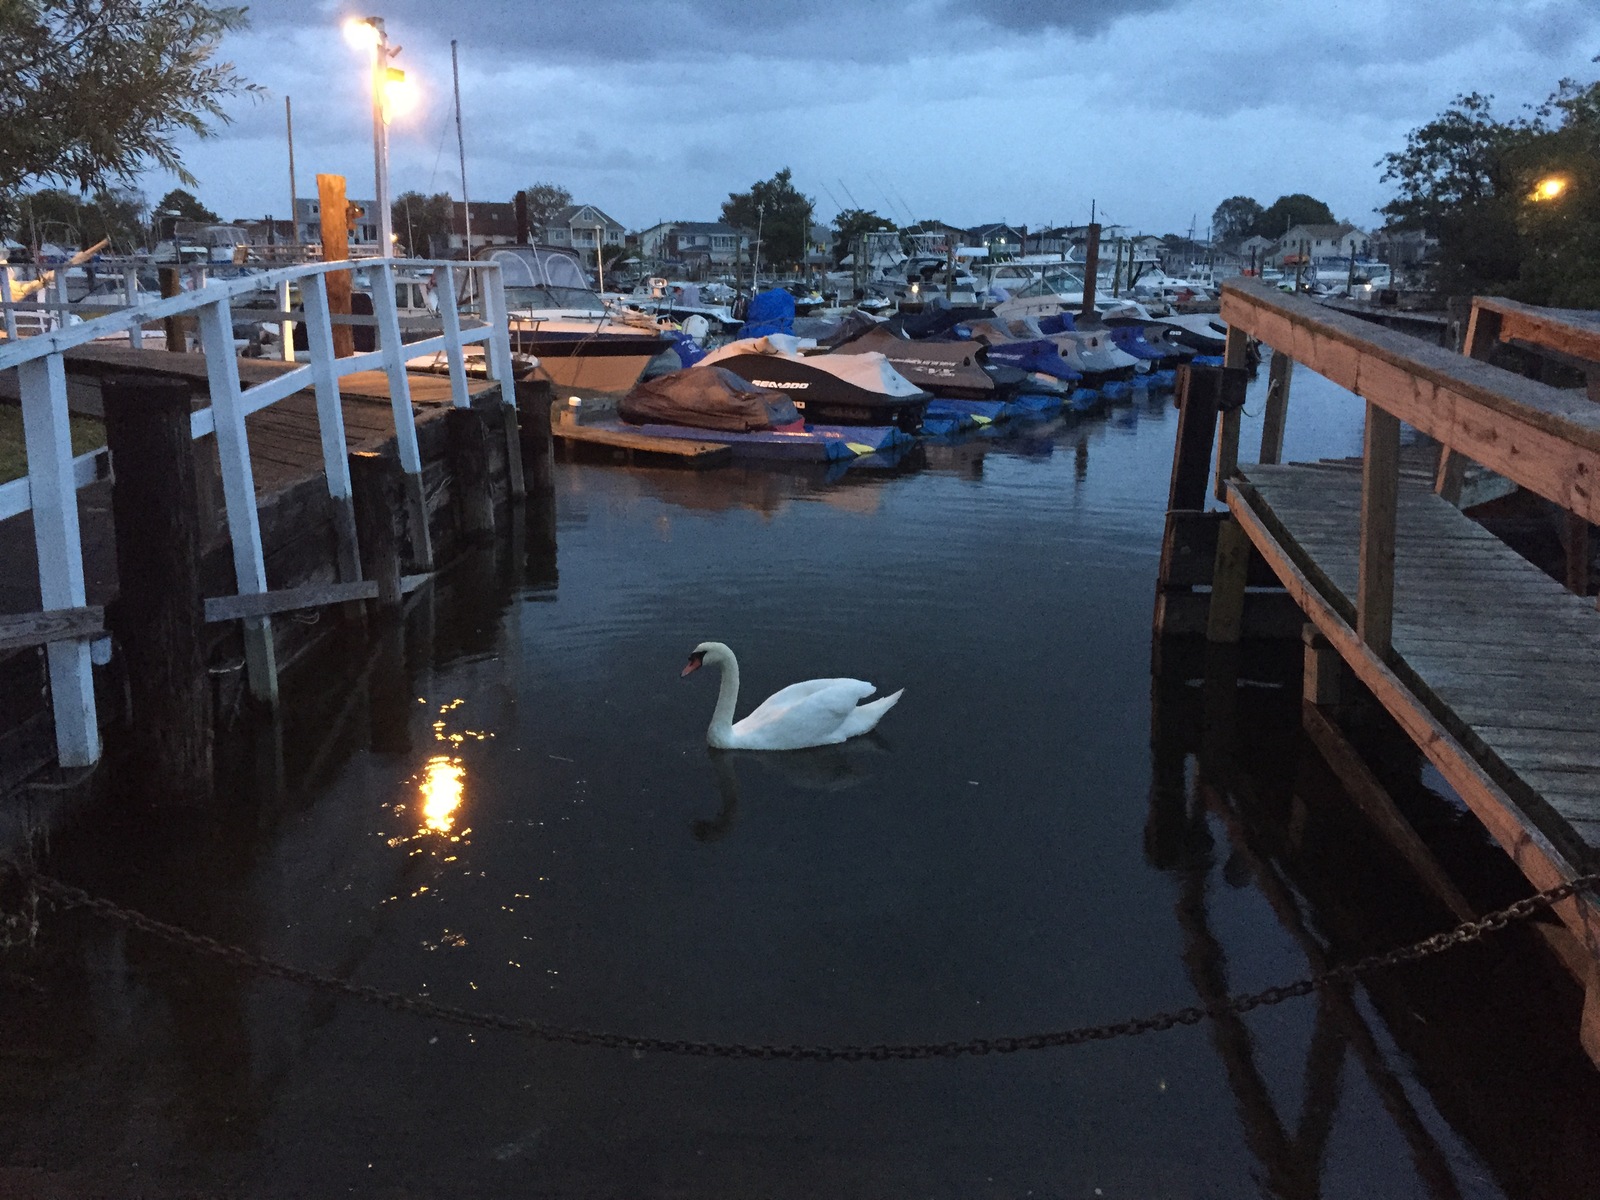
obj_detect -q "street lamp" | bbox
[1531,175,1569,202]
[344,15,406,257]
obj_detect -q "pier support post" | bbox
[1213,326,1251,500]
[102,374,213,806]
[349,450,403,614]
[1301,624,1341,707]
[447,407,495,542]
[515,379,556,496]
[1259,350,1293,465]
[1206,518,1250,644]
[159,267,184,353]
[1359,402,1399,655]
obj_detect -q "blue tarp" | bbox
[1107,326,1164,360]
[736,288,796,339]
[977,338,1082,381]
[1035,312,1075,334]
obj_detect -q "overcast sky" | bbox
[139,0,1600,236]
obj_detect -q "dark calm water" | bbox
[5,364,1599,1199]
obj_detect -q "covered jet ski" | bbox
[619,365,802,432]
[700,334,931,432]
[829,325,997,399]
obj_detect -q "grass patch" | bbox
[0,402,107,484]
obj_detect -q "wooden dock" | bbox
[1156,279,1600,1060]
[554,420,732,468]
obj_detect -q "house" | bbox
[1372,227,1438,267]
[436,200,519,255]
[637,221,749,267]
[1274,223,1370,265]
[966,222,1027,259]
[1237,234,1275,264]
[293,196,381,249]
[542,203,627,254]
[900,222,963,256]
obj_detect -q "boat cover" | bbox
[738,288,796,338]
[700,337,926,398]
[829,326,994,397]
[814,309,883,349]
[884,304,994,340]
[618,365,800,432]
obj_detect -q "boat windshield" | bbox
[483,246,605,313]
[1011,269,1084,298]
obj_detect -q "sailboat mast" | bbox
[452,39,472,276]
[286,96,300,246]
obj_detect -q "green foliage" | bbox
[1379,77,1600,303]
[154,187,217,222]
[721,167,814,268]
[522,182,572,237]
[393,190,455,256]
[830,208,897,266]
[1259,193,1337,235]
[3,187,149,251]
[0,0,258,194]
[1212,195,1265,240]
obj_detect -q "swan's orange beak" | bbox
[680,651,704,678]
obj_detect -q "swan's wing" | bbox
[733,678,876,749]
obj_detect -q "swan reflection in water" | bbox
[692,738,891,842]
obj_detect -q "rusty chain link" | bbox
[5,863,1597,1061]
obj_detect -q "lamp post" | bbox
[345,16,405,257]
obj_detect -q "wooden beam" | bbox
[203,579,379,623]
[317,173,355,359]
[1301,625,1341,707]
[1225,479,1600,954]
[1213,326,1251,500]
[1166,365,1222,511]
[1470,294,1600,365]
[0,606,103,652]
[1220,280,1600,524]
[1207,517,1251,644]
[1359,402,1399,654]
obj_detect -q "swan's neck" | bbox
[708,654,740,748]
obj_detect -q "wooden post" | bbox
[102,374,213,805]
[1259,350,1293,465]
[1358,401,1399,654]
[1301,624,1341,706]
[1166,365,1222,511]
[1564,512,1591,596]
[1206,517,1250,644]
[160,266,184,352]
[447,407,495,541]
[1436,301,1503,502]
[349,451,402,613]
[317,173,355,358]
[1079,222,1100,318]
[515,378,555,496]
[1213,325,1250,500]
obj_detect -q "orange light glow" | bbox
[1531,176,1568,202]
[419,755,464,833]
[343,17,380,50]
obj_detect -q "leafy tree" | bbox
[154,187,217,222]
[1212,195,1265,240]
[84,187,150,250]
[522,182,572,238]
[3,186,149,251]
[9,189,86,247]
[393,190,455,256]
[721,167,814,268]
[1378,78,1600,302]
[830,208,897,266]
[1258,193,1337,235]
[0,1,258,195]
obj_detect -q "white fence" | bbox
[0,257,518,769]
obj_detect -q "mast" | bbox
[452,40,472,273]
[286,96,300,246]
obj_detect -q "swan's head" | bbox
[681,641,731,678]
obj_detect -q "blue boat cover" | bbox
[1035,312,1075,334]
[737,288,796,339]
[977,337,1082,381]
[1106,326,1164,360]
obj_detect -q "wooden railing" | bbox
[0,257,518,769]
[1217,278,1600,654]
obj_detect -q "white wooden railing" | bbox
[0,257,518,769]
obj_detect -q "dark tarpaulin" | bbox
[883,304,994,340]
[619,365,801,432]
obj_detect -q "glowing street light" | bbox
[344,14,407,256]
[1531,176,1569,202]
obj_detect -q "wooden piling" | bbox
[447,407,495,541]
[349,450,402,613]
[1301,625,1341,707]
[1213,326,1251,500]
[1079,222,1100,318]
[159,267,184,353]
[317,173,355,358]
[1358,401,1399,654]
[101,374,213,805]
[515,378,556,496]
[1259,350,1293,465]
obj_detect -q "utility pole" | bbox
[285,96,300,246]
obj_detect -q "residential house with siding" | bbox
[1274,223,1371,266]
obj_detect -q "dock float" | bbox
[553,421,732,468]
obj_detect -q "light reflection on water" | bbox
[5,366,1599,1199]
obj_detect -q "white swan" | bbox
[681,641,903,751]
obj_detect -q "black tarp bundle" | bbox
[882,304,995,340]
[618,365,801,432]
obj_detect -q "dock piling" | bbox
[515,379,556,496]
[102,374,213,805]
[349,450,403,613]
[446,407,495,541]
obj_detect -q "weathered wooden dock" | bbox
[554,420,732,468]
[1155,278,1600,1059]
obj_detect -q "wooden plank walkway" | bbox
[1234,460,1600,864]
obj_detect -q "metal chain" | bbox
[6,864,1597,1062]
